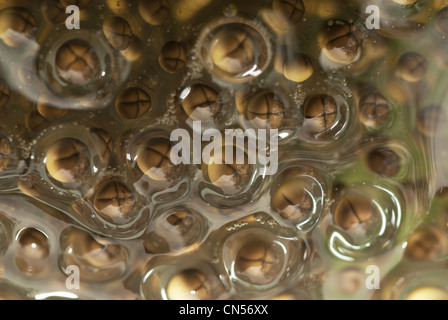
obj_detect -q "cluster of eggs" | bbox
[0,0,447,300]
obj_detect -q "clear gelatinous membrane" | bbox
[143,206,208,254]
[23,126,151,239]
[365,148,402,178]
[89,128,113,164]
[199,141,265,208]
[235,86,297,142]
[176,81,232,127]
[165,268,211,300]
[115,85,152,120]
[357,91,393,130]
[272,0,305,26]
[37,29,131,110]
[59,226,128,282]
[124,128,189,203]
[0,133,11,173]
[396,52,428,83]
[303,94,339,135]
[36,94,70,121]
[196,18,272,84]
[323,183,404,261]
[435,7,448,37]
[0,280,29,300]
[0,0,446,301]
[296,82,356,146]
[220,227,307,297]
[269,166,325,232]
[44,138,91,185]
[322,266,373,299]
[138,0,170,26]
[317,19,363,70]
[129,134,186,183]
[375,267,448,300]
[237,88,285,130]
[92,179,137,225]
[15,227,50,275]
[158,40,187,74]
[416,105,446,138]
[178,83,221,122]
[31,125,103,192]
[141,257,225,300]
[41,0,69,25]
[204,144,253,194]
[0,211,13,255]
[55,39,101,86]
[404,224,448,261]
[0,7,37,48]
[0,78,10,109]
[102,16,134,52]
[357,138,415,181]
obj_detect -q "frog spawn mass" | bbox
[0,0,446,301]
